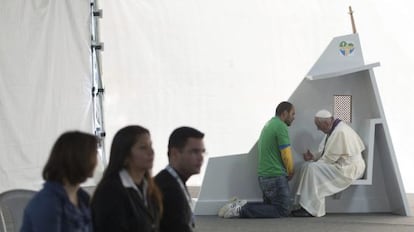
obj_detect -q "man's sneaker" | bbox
[218,197,241,217]
[223,199,247,218]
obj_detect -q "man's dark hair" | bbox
[168,126,204,157]
[43,131,98,185]
[275,101,293,116]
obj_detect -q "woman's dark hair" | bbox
[101,125,162,213]
[42,131,98,185]
[102,125,149,179]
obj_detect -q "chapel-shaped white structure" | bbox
[194,33,412,216]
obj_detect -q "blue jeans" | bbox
[240,176,291,218]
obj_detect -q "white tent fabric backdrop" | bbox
[101,0,414,192]
[0,0,93,192]
[1,0,413,193]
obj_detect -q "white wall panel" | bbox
[0,0,93,192]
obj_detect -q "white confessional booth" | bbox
[194,33,411,216]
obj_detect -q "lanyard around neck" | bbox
[165,165,193,210]
[165,165,195,228]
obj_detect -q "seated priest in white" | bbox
[291,109,366,217]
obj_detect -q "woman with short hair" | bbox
[21,131,99,232]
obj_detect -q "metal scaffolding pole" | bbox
[90,0,106,166]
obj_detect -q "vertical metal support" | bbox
[90,0,106,165]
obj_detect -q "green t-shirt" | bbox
[257,116,291,177]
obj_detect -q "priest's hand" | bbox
[303,150,314,161]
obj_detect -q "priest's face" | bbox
[314,118,330,134]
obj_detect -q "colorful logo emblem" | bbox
[339,41,355,56]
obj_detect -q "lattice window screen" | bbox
[334,95,352,123]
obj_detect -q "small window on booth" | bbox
[334,95,352,123]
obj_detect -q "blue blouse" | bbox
[21,181,92,232]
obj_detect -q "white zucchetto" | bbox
[315,109,332,118]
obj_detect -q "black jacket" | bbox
[91,174,160,232]
[155,169,194,232]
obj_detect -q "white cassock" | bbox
[293,121,366,217]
